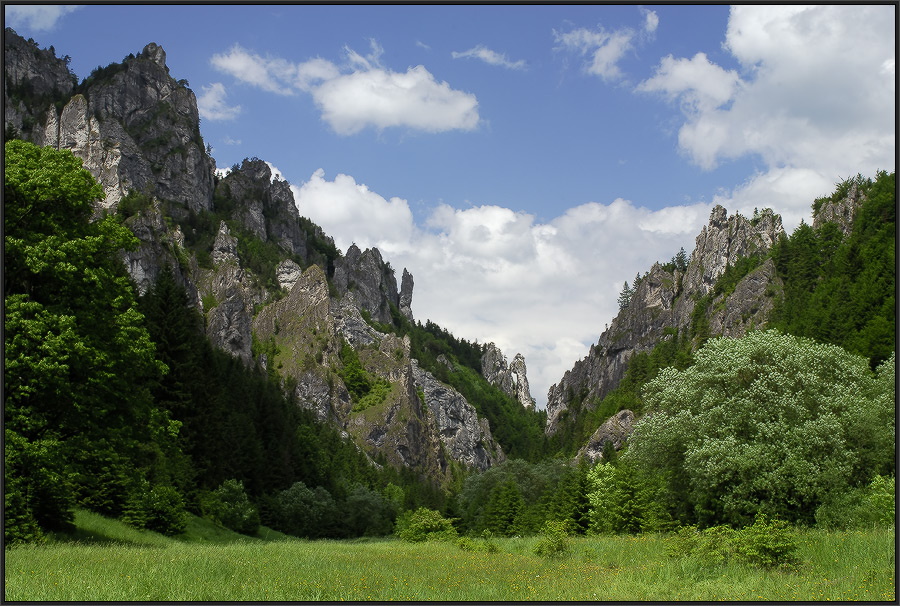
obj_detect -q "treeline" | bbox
[3,141,440,545]
[770,170,895,369]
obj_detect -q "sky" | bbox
[6,3,895,408]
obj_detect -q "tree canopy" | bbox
[625,330,895,528]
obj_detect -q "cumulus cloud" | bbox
[197,83,241,121]
[290,169,415,255]
[211,42,479,134]
[291,168,710,407]
[311,66,479,135]
[5,4,79,31]
[638,5,895,229]
[452,45,527,70]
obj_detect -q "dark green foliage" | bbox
[345,484,397,536]
[617,280,634,312]
[4,140,173,542]
[771,170,895,369]
[117,189,155,219]
[339,339,371,401]
[202,479,260,535]
[815,475,896,530]
[455,458,584,536]
[263,481,339,539]
[483,478,525,536]
[121,479,187,536]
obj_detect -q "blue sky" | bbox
[6,4,895,407]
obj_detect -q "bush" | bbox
[666,514,800,570]
[733,514,800,569]
[203,479,260,535]
[121,480,187,536]
[394,507,458,542]
[815,475,895,530]
[533,519,570,558]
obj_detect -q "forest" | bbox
[4,139,895,549]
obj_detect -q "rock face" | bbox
[411,360,504,471]
[332,244,413,325]
[813,179,866,237]
[251,265,503,475]
[546,206,784,437]
[480,343,536,409]
[577,409,635,464]
[400,269,415,322]
[4,29,509,482]
[216,158,310,258]
[4,28,76,139]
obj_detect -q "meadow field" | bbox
[4,509,895,601]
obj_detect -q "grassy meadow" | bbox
[4,509,894,601]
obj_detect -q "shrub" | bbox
[203,479,260,535]
[815,475,895,530]
[732,514,800,569]
[666,514,800,570]
[394,507,458,542]
[533,519,570,558]
[121,479,187,536]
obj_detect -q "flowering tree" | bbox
[625,330,894,527]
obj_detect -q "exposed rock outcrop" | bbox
[813,179,866,237]
[215,158,309,258]
[411,360,504,471]
[480,343,536,409]
[5,29,505,482]
[400,268,415,322]
[546,206,784,436]
[332,245,412,325]
[577,409,635,464]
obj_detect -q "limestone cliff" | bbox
[3,29,526,481]
[546,205,784,437]
[332,244,409,325]
[480,343,536,409]
[252,265,503,476]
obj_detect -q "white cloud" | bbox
[452,45,527,70]
[5,5,79,31]
[210,45,296,95]
[291,169,710,407]
[642,8,659,34]
[311,66,479,135]
[212,42,479,135]
[197,82,241,121]
[554,25,634,81]
[638,5,895,229]
[636,53,740,115]
[291,169,415,255]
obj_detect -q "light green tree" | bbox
[626,330,894,527]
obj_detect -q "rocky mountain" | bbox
[3,29,505,483]
[546,205,785,442]
[481,343,536,409]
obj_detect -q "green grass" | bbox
[5,512,895,601]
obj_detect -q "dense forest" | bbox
[4,139,895,546]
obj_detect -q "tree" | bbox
[4,140,168,541]
[617,281,633,312]
[626,330,895,528]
